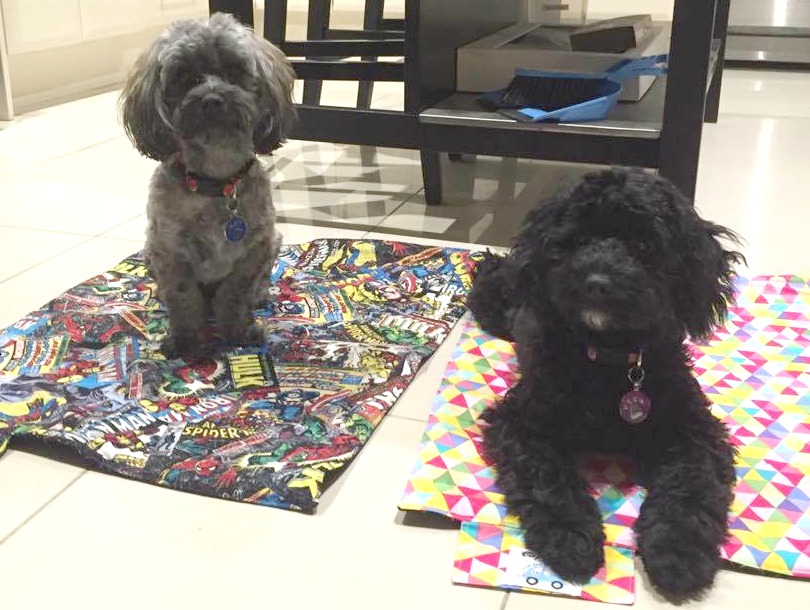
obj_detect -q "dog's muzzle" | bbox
[173,79,254,136]
[553,240,663,335]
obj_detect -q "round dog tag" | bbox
[619,389,651,424]
[225,215,249,243]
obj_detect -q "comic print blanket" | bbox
[400,275,810,605]
[0,239,482,513]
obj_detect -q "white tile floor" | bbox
[1,69,809,609]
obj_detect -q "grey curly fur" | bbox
[119,13,296,357]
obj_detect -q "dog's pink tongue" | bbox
[587,346,598,361]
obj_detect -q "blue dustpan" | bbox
[477,54,668,123]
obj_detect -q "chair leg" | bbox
[421,150,442,206]
[302,0,332,105]
[263,0,288,46]
[357,0,386,109]
[356,83,375,109]
[210,0,253,26]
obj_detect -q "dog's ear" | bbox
[467,203,557,339]
[507,192,566,300]
[467,251,516,339]
[119,34,177,161]
[249,36,297,154]
[674,207,745,343]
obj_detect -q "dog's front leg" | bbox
[212,241,272,346]
[634,409,736,598]
[152,260,206,358]
[483,385,606,583]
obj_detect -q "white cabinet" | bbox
[79,0,161,40]
[3,0,83,54]
[1,0,213,111]
[0,3,13,119]
[162,0,195,9]
[161,0,209,17]
[79,0,208,40]
[2,0,210,54]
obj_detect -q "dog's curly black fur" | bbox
[467,168,745,599]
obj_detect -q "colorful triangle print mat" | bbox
[400,275,810,604]
[0,239,483,513]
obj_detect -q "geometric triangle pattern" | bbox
[695,275,810,578]
[400,275,810,602]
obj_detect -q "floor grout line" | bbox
[0,229,145,289]
[361,186,426,235]
[0,134,127,175]
[93,212,147,241]
[387,413,429,425]
[0,470,87,546]
[39,134,127,165]
[0,235,97,286]
[0,225,105,238]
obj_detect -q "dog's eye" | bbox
[178,73,204,90]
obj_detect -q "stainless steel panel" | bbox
[726,34,810,63]
[727,1,810,64]
[729,0,810,29]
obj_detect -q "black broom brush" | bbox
[479,72,605,112]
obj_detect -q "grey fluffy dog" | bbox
[120,13,296,357]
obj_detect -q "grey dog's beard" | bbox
[174,129,256,178]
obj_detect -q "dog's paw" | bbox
[524,520,606,584]
[637,519,722,599]
[223,322,265,347]
[162,334,206,360]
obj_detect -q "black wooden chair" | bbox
[261,0,405,109]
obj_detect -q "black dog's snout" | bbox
[202,93,225,114]
[585,273,612,297]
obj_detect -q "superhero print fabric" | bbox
[0,239,482,513]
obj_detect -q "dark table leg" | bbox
[421,150,442,205]
[658,0,718,202]
[209,0,253,26]
[705,0,730,123]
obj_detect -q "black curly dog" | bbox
[467,168,744,599]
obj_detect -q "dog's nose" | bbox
[585,274,612,297]
[202,94,225,113]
